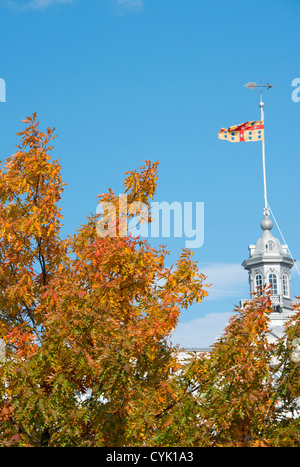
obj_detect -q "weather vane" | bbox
[244,80,273,105]
[244,81,273,91]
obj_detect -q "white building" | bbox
[241,210,299,343]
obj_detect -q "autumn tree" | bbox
[172,291,300,447]
[0,114,69,445]
[1,115,299,448]
[0,115,208,446]
[267,306,300,446]
[195,291,276,446]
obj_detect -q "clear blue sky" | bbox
[1,0,300,347]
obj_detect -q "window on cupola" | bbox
[282,274,289,297]
[268,273,278,294]
[255,274,263,294]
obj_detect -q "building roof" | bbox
[242,212,294,270]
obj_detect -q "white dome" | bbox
[253,213,284,256]
[254,229,284,256]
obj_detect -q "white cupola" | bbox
[241,211,297,341]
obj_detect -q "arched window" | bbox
[267,241,274,252]
[269,273,278,294]
[255,274,263,294]
[282,274,289,297]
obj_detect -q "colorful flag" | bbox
[218,120,264,142]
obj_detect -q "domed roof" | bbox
[253,213,284,256]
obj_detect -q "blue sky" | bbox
[1,0,300,347]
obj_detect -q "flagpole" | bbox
[259,95,268,215]
[244,81,273,216]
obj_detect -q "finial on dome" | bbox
[260,210,273,231]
